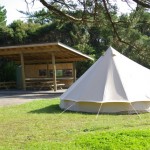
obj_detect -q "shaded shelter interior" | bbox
[0,42,93,91]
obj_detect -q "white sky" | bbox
[1,0,136,25]
[113,0,136,14]
[1,0,44,25]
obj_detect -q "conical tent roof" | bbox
[60,46,150,103]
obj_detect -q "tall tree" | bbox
[24,0,150,50]
[9,20,30,44]
[0,5,7,26]
[19,8,55,25]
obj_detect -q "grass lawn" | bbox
[0,98,150,150]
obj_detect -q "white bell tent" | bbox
[60,47,150,113]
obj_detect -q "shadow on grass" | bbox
[29,104,62,114]
[28,104,89,114]
[28,104,140,116]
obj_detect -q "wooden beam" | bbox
[20,52,26,90]
[73,62,77,82]
[0,49,57,55]
[14,58,87,64]
[52,53,57,91]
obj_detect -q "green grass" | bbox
[0,99,150,150]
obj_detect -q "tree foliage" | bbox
[0,5,7,26]
[27,0,150,48]
[19,8,55,25]
[0,2,150,81]
[0,59,16,82]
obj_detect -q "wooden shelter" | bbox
[0,42,93,91]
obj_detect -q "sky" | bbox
[1,0,136,25]
[1,0,44,24]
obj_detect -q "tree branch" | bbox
[124,0,134,11]
[24,0,148,51]
[39,0,82,22]
[102,0,138,49]
[132,0,150,8]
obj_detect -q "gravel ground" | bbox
[0,90,65,106]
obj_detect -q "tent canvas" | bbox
[60,47,150,113]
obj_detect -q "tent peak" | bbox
[103,46,117,57]
[107,46,116,51]
[108,45,113,49]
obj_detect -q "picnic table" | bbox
[25,78,65,90]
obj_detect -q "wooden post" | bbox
[73,62,76,82]
[20,52,26,90]
[47,61,49,77]
[52,53,57,91]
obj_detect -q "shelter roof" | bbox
[0,42,93,64]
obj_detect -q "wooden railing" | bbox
[0,81,16,89]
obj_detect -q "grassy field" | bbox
[0,98,150,150]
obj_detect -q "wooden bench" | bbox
[50,83,65,90]
[26,81,43,90]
